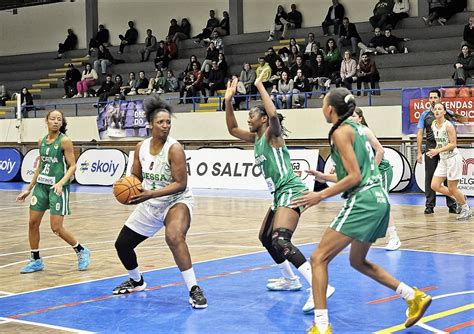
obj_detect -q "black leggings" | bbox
[115,225,148,270]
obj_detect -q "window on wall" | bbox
[1,0,64,11]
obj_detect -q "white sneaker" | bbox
[457,208,472,221]
[62,95,68,99]
[267,36,274,42]
[266,276,302,291]
[385,237,401,251]
[302,285,336,313]
[84,92,89,98]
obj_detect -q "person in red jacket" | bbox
[356,52,380,96]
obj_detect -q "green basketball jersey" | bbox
[37,133,68,186]
[378,158,391,173]
[332,119,381,198]
[254,133,303,193]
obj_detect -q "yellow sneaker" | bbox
[307,323,332,334]
[405,288,432,327]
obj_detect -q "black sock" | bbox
[31,251,40,260]
[73,243,84,253]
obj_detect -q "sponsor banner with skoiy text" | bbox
[75,149,128,186]
[0,148,22,182]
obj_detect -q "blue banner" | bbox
[0,148,22,182]
[97,100,149,139]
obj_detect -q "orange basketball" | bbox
[113,175,143,204]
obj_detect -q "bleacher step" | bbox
[40,78,59,83]
[32,83,51,88]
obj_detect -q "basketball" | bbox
[113,175,143,204]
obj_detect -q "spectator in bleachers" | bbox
[356,52,380,96]
[240,63,256,96]
[264,47,281,72]
[118,21,138,54]
[139,29,157,62]
[335,50,357,90]
[269,58,289,86]
[423,0,449,26]
[204,61,226,98]
[311,42,326,56]
[173,18,191,43]
[337,17,361,56]
[167,19,181,40]
[201,42,219,74]
[324,38,342,74]
[278,38,301,63]
[292,69,310,108]
[369,0,394,31]
[381,28,410,53]
[164,36,178,69]
[462,16,474,49]
[267,5,289,41]
[452,45,474,85]
[255,57,272,88]
[165,70,179,92]
[146,70,166,94]
[310,54,332,98]
[62,63,81,99]
[154,40,168,71]
[55,28,78,59]
[214,11,230,36]
[95,74,123,107]
[87,24,110,57]
[389,0,410,28]
[218,52,228,75]
[74,63,98,98]
[287,4,303,29]
[120,72,137,96]
[179,62,204,104]
[0,85,10,106]
[179,55,201,81]
[194,10,220,44]
[303,32,316,60]
[357,27,387,55]
[129,71,149,95]
[179,72,195,104]
[287,45,300,67]
[441,0,468,24]
[95,74,115,104]
[275,70,293,109]
[94,44,114,76]
[322,0,345,36]
[203,30,224,52]
[290,55,312,78]
[20,87,34,118]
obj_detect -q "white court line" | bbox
[416,321,448,333]
[0,228,262,257]
[0,317,94,333]
[0,291,13,296]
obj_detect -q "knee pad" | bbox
[271,228,295,258]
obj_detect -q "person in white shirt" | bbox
[389,0,410,28]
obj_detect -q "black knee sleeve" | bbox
[115,225,147,270]
[259,210,286,264]
[271,228,307,268]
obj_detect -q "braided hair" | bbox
[46,110,67,134]
[251,105,289,137]
[143,94,173,123]
[326,88,357,145]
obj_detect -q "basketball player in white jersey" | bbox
[112,95,207,308]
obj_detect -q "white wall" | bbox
[0,0,87,56]
[243,0,419,33]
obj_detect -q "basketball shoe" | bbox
[113,275,147,295]
[302,285,336,313]
[307,323,332,333]
[405,288,432,327]
[77,247,91,271]
[385,237,401,251]
[20,257,44,273]
[189,285,208,308]
[267,276,302,291]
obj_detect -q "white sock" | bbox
[181,267,198,291]
[128,267,141,282]
[462,204,469,210]
[387,226,398,239]
[396,282,415,301]
[297,261,313,285]
[314,309,329,332]
[278,260,297,279]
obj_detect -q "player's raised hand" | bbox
[224,77,238,101]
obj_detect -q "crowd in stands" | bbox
[4,0,473,114]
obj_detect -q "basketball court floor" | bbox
[0,183,472,333]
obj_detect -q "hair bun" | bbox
[344,94,355,104]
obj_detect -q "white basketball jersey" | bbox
[432,120,459,160]
[139,136,193,207]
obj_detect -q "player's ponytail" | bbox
[434,102,468,124]
[143,94,173,123]
[327,88,357,145]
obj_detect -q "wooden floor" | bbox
[0,189,472,297]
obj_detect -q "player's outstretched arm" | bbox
[254,70,282,138]
[224,78,255,143]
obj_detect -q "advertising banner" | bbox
[0,148,22,182]
[75,149,128,186]
[125,148,319,191]
[97,100,148,139]
[21,149,40,183]
[324,147,412,192]
[402,87,474,134]
[415,147,474,196]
